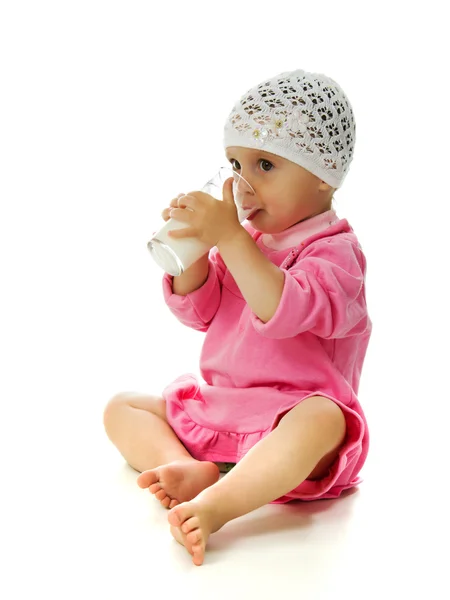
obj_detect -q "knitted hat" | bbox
[223,69,355,189]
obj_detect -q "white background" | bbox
[1,1,449,598]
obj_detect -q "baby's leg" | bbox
[104,393,190,471]
[168,395,346,565]
[103,393,219,507]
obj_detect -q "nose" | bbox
[234,172,255,196]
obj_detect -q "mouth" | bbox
[247,209,261,220]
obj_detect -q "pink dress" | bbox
[161,209,372,502]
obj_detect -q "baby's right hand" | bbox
[161,193,186,222]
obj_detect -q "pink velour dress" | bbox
[161,209,372,503]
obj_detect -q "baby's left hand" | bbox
[168,178,241,247]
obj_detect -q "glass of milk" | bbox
[147,168,256,276]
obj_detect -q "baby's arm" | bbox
[217,229,369,339]
[162,248,226,332]
[251,236,369,340]
[217,227,285,323]
[172,254,209,296]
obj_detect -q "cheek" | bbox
[261,182,288,206]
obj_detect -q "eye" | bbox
[259,159,273,172]
[230,159,241,170]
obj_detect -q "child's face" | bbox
[225,146,334,233]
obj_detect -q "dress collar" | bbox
[260,209,339,250]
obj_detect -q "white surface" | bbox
[1,1,449,598]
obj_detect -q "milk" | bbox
[147,169,255,277]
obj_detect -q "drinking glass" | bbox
[147,167,256,276]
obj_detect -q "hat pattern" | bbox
[223,70,355,188]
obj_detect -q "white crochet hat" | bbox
[223,69,355,189]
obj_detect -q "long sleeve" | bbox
[251,235,370,340]
[162,247,227,332]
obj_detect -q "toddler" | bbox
[104,69,372,566]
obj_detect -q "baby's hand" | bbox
[161,193,188,222]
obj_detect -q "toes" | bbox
[168,502,195,528]
[181,517,199,534]
[170,525,184,546]
[186,529,201,545]
[149,483,161,494]
[155,489,167,501]
[136,470,159,489]
[170,526,194,556]
[148,484,177,508]
[192,543,205,566]
[161,496,171,509]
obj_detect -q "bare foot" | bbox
[168,498,226,566]
[137,460,220,509]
